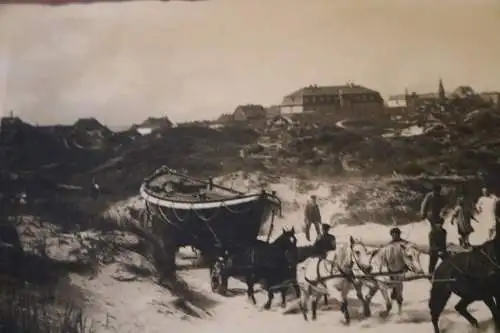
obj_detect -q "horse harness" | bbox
[308,244,365,287]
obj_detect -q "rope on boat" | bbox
[193,206,221,222]
[171,207,189,223]
[265,208,276,243]
[142,169,284,255]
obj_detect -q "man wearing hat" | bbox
[304,195,322,242]
[420,184,448,274]
[315,223,337,256]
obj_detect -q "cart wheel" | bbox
[210,259,228,295]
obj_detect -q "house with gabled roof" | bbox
[233,104,267,121]
[280,82,384,120]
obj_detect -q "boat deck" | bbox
[144,172,241,202]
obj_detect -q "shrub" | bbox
[0,281,94,333]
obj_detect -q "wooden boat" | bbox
[140,167,282,254]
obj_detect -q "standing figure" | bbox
[314,223,337,257]
[304,195,322,242]
[420,184,448,275]
[450,196,477,249]
[475,187,499,240]
[387,227,409,300]
[91,177,100,200]
[389,227,408,244]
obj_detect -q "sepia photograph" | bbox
[1,0,500,332]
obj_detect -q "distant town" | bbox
[167,80,499,131]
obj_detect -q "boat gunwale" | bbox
[140,184,268,210]
[140,167,281,210]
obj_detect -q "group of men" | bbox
[304,184,499,275]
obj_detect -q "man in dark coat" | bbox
[315,223,336,257]
[420,184,448,275]
[304,195,322,242]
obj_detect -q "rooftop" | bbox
[286,83,380,98]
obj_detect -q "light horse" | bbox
[298,236,373,323]
[363,241,424,317]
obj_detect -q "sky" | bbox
[0,0,499,127]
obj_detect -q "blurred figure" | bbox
[450,196,478,249]
[475,187,499,240]
[304,195,322,242]
[420,184,448,275]
[91,177,100,200]
[315,223,337,257]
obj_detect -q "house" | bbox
[452,86,476,99]
[387,94,409,108]
[233,104,267,121]
[479,91,500,106]
[280,83,385,120]
[266,114,295,132]
[265,105,281,118]
[134,116,173,135]
[216,113,234,123]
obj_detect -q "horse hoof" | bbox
[379,311,390,319]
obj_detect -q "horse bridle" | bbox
[318,241,369,283]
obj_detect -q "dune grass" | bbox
[0,277,94,333]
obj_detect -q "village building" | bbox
[387,93,409,109]
[266,114,296,132]
[265,105,281,118]
[388,80,500,112]
[279,83,385,120]
[232,104,267,121]
[387,79,450,111]
[134,116,173,135]
[479,91,500,106]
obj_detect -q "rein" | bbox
[305,242,366,285]
[479,248,500,270]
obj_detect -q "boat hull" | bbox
[143,192,277,254]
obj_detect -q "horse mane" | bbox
[334,242,352,269]
[370,242,416,271]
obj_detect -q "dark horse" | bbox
[222,227,300,310]
[429,222,500,333]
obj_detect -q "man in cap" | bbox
[314,223,336,305]
[420,184,448,274]
[304,195,322,242]
[314,223,337,257]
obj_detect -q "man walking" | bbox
[450,196,478,249]
[475,187,499,239]
[304,195,322,242]
[420,184,448,275]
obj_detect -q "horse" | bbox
[363,241,424,317]
[222,227,300,310]
[297,236,372,323]
[429,226,500,333]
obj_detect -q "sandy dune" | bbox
[75,174,498,333]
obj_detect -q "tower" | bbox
[438,78,446,102]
